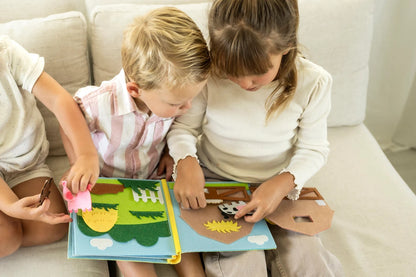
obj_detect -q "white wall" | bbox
[366,0,416,149]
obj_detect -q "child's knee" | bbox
[48,222,69,242]
[22,222,68,246]
[0,219,23,258]
[39,223,68,243]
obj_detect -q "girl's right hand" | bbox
[7,195,72,224]
[174,156,206,209]
[235,172,295,223]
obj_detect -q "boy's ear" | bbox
[126,81,140,98]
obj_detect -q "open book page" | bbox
[169,182,276,253]
[68,178,179,263]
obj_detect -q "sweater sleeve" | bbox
[283,69,332,200]
[167,86,208,169]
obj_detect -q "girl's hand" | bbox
[235,172,295,223]
[174,156,206,209]
[65,154,99,194]
[157,150,174,181]
[7,195,72,224]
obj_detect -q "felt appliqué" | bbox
[204,220,241,233]
[180,204,254,244]
[118,179,159,195]
[77,179,171,247]
[82,203,119,232]
[130,211,165,220]
[77,214,171,246]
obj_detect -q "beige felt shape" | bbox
[266,188,334,236]
[180,205,254,244]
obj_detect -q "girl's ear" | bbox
[282,49,290,56]
[126,81,140,98]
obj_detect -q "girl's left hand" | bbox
[65,154,99,194]
[235,172,295,223]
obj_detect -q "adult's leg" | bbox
[12,177,68,246]
[266,225,344,277]
[203,250,267,277]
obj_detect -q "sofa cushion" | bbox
[85,0,210,19]
[89,0,373,127]
[314,124,416,276]
[0,236,109,277]
[89,3,210,86]
[0,0,85,22]
[298,0,374,126]
[0,11,90,156]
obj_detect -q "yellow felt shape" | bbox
[204,220,241,233]
[82,207,118,232]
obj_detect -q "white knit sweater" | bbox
[167,58,332,199]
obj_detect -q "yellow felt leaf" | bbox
[204,220,241,233]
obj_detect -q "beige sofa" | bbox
[1,0,416,276]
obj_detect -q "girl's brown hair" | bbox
[209,0,299,119]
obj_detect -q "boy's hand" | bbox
[174,156,206,209]
[65,154,99,194]
[157,151,174,181]
[7,195,72,224]
[235,172,295,223]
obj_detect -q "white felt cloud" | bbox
[90,238,113,250]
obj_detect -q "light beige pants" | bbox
[203,250,267,277]
[202,226,344,277]
[0,163,52,188]
[265,225,344,277]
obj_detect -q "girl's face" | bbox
[130,80,206,118]
[227,54,283,92]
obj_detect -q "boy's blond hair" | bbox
[121,7,211,90]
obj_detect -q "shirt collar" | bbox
[113,69,173,122]
[113,69,139,116]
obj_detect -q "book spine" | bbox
[161,179,182,264]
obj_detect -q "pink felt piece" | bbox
[62,181,92,213]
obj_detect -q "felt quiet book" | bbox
[66,178,278,264]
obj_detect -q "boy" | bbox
[62,7,210,277]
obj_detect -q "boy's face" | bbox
[129,80,206,118]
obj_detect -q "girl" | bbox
[167,0,344,276]
[0,36,99,258]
